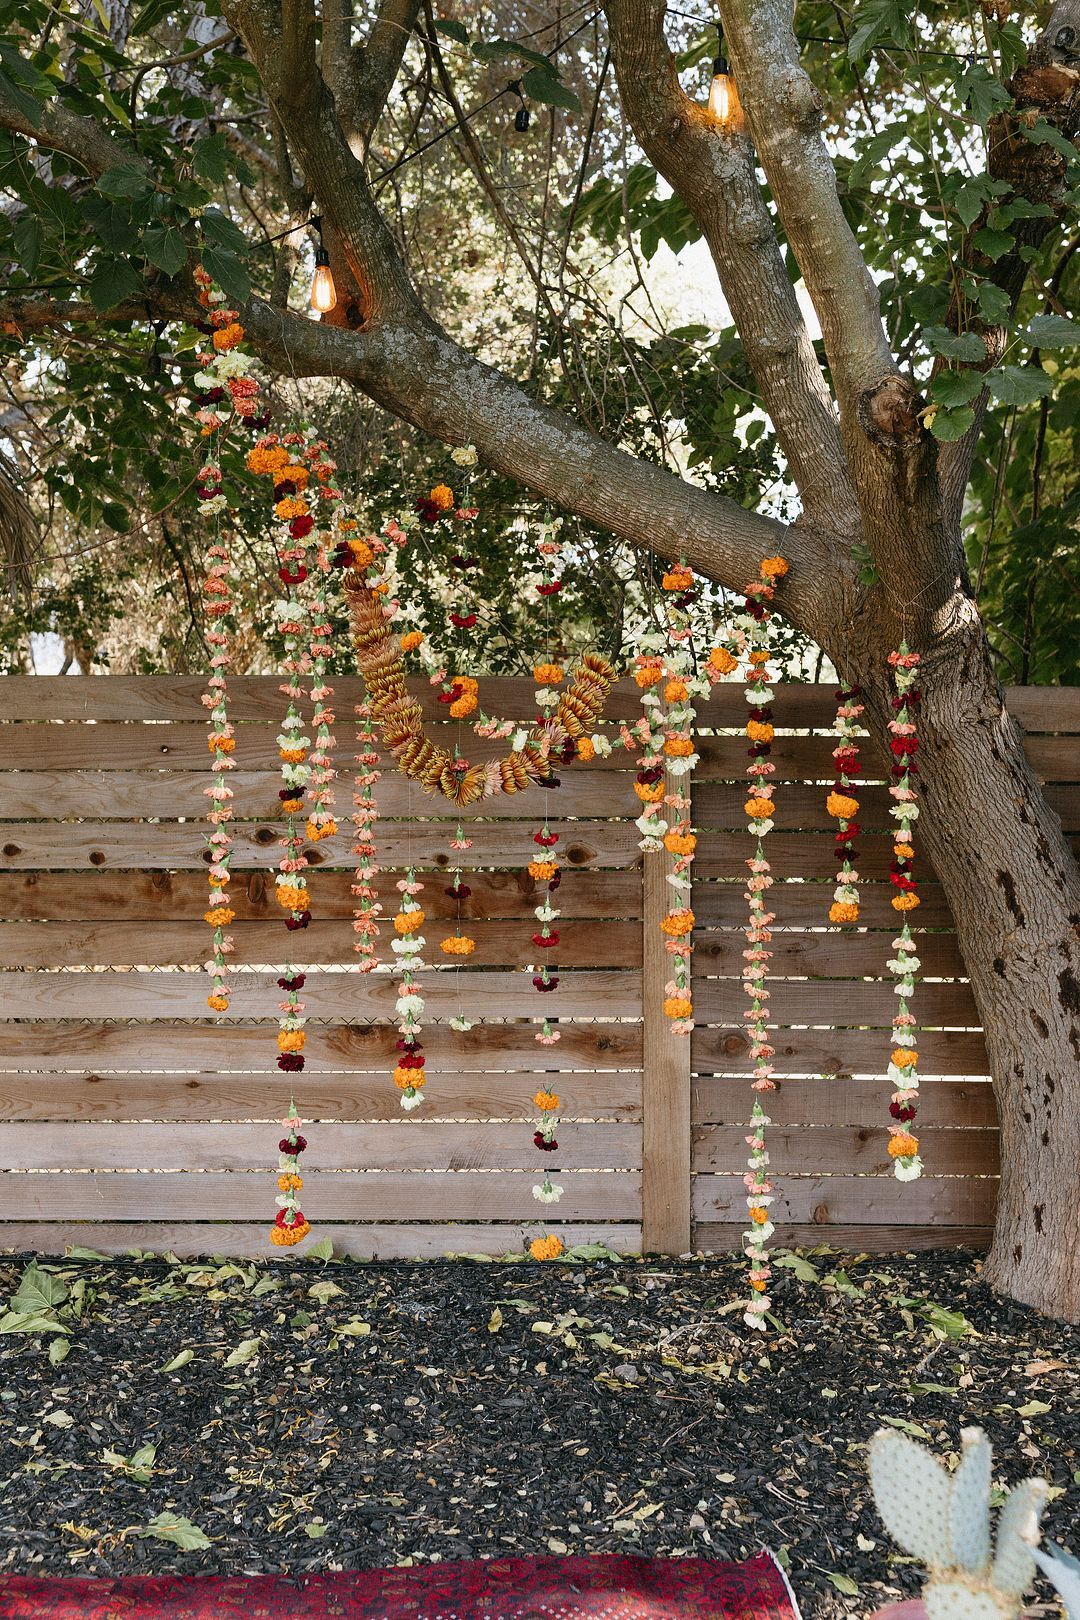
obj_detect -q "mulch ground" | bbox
[0,1246,1076,1618]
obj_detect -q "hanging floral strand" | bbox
[392,866,427,1110]
[827,685,864,924]
[272,1101,311,1247]
[658,559,703,1034]
[738,555,789,1331]
[350,701,382,968]
[531,1087,563,1206]
[885,643,923,1181]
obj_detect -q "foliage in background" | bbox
[0,0,1076,678]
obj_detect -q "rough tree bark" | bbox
[3,0,1079,1314]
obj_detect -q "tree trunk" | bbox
[849,610,1080,1322]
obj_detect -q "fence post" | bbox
[641,776,692,1255]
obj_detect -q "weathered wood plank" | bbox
[692,1124,998,1175]
[692,1174,997,1224]
[3,678,1075,732]
[695,977,980,1027]
[0,918,641,970]
[693,929,967,978]
[695,880,961,930]
[0,870,643,923]
[692,1223,993,1253]
[0,969,641,1019]
[692,1075,996,1127]
[693,831,1079,881]
[0,1070,644,1122]
[692,1024,988,1077]
[0,1169,642,1220]
[0,1222,643,1259]
[0,769,632,822]
[0,820,640,872]
[0,1020,643,1070]
[695,782,1080,833]
[3,1121,642,1171]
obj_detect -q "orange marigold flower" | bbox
[204,907,235,927]
[274,496,308,521]
[400,631,424,652]
[275,884,306,911]
[894,842,914,859]
[206,993,229,1012]
[534,1090,560,1112]
[247,445,289,475]
[748,1206,769,1225]
[664,737,694,757]
[661,566,694,591]
[208,735,236,754]
[664,832,697,856]
[270,1218,311,1246]
[528,860,558,881]
[277,1029,305,1053]
[634,781,665,803]
[533,663,564,685]
[660,908,694,937]
[663,996,693,1019]
[576,738,596,762]
[746,720,774,744]
[212,322,244,352]
[891,1047,919,1068]
[748,650,771,666]
[892,892,921,911]
[744,796,775,820]
[829,902,860,924]
[429,483,455,510]
[449,695,477,719]
[827,791,860,821]
[634,663,664,688]
[888,1132,919,1158]
[278,1173,303,1191]
[305,818,338,843]
[393,909,424,933]
[663,679,688,702]
[393,1065,425,1090]
[348,539,374,569]
[750,1278,768,1292]
[440,935,476,956]
[279,747,307,764]
[281,796,304,814]
[708,646,738,675]
[760,555,788,578]
[274,465,309,490]
[529,1234,564,1261]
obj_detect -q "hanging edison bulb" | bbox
[708,30,741,126]
[310,243,337,314]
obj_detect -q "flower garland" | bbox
[392,866,427,1110]
[827,684,864,925]
[658,561,703,1033]
[531,1087,563,1205]
[191,264,260,1017]
[737,555,789,1331]
[885,643,923,1182]
[350,701,382,968]
[271,1101,310,1247]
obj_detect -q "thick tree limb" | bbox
[321,0,421,156]
[604,0,856,533]
[0,83,144,177]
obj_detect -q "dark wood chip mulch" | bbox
[0,1247,1076,1618]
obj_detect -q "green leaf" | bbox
[11,1263,67,1316]
[522,64,581,113]
[87,255,142,312]
[1021,119,1079,163]
[1024,314,1080,350]
[879,1414,933,1440]
[199,244,249,304]
[0,1312,70,1336]
[130,0,175,34]
[924,326,986,362]
[49,1337,71,1364]
[957,63,1011,125]
[223,1335,264,1367]
[96,165,151,200]
[827,1573,860,1596]
[304,1519,329,1538]
[142,223,187,275]
[199,208,247,254]
[847,0,913,63]
[931,368,984,407]
[773,1250,821,1283]
[307,1279,343,1303]
[193,133,228,185]
[307,1236,335,1262]
[972,225,1013,261]
[435,18,469,44]
[987,365,1053,405]
[337,1319,372,1337]
[1016,1399,1051,1417]
[0,66,44,123]
[929,405,976,441]
[136,1512,212,1551]
[64,1247,110,1261]
[470,37,551,68]
[160,1348,194,1372]
[12,211,41,274]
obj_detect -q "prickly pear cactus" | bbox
[868,1427,1076,1620]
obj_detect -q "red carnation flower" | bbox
[536,581,562,596]
[534,1132,558,1152]
[289,514,315,539]
[533,974,559,992]
[450,611,477,629]
[279,1134,308,1154]
[532,931,560,947]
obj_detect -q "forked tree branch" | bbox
[604,0,857,534]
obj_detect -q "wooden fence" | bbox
[1,677,1076,1261]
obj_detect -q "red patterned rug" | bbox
[0,1552,798,1619]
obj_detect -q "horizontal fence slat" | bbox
[0,1222,643,1259]
[0,1021,643,1070]
[695,978,979,1026]
[695,782,1080,834]
[0,919,640,970]
[2,679,1076,732]
[692,1174,997,1225]
[692,1025,988,1077]
[691,1124,998,1175]
[0,1070,644,1122]
[0,870,641,923]
[0,1169,641,1220]
[694,929,967,978]
[693,1223,993,1254]
[0,820,639,872]
[692,1076,996,1126]
[3,1121,641,1171]
[696,881,962,930]
[0,969,641,1020]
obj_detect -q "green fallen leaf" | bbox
[65,1247,110,1261]
[488,1307,503,1333]
[11,1264,68,1317]
[44,1409,75,1428]
[49,1338,71,1365]
[879,1415,932,1440]
[0,1312,70,1336]
[304,1519,329,1539]
[307,1279,344,1303]
[827,1572,859,1596]
[224,1336,264,1367]
[307,1237,335,1262]
[774,1250,821,1283]
[337,1319,371,1337]
[136,1512,211,1551]
[160,1349,195,1372]
[1017,1399,1051,1417]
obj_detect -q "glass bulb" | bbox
[310,262,337,314]
[708,69,733,123]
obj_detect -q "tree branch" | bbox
[604,0,856,533]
